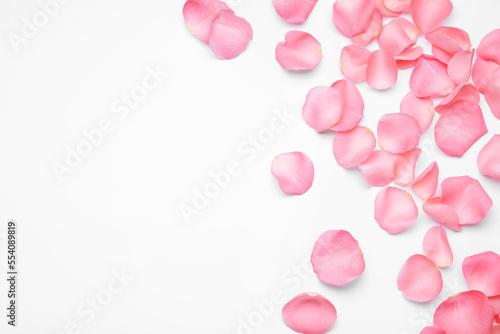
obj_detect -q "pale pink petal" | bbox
[375,187,418,234]
[276,31,322,71]
[423,197,461,232]
[367,49,399,90]
[435,83,480,114]
[472,57,500,94]
[411,0,453,34]
[434,100,488,157]
[330,79,365,131]
[393,148,422,185]
[183,0,233,44]
[434,290,495,334]
[340,45,371,82]
[271,152,314,195]
[350,9,383,46]
[378,113,421,153]
[477,28,500,64]
[440,175,493,226]
[488,295,500,315]
[396,46,424,69]
[447,50,475,85]
[410,56,456,97]
[420,327,447,334]
[358,150,395,187]
[383,0,411,12]
[311,230,365,286]
[273,0,318,25]
[333,126,376,168]
[412,161,439,200]
[484,69,500,119]
[374,0,401,17]
[463,251,500,297]
[282,292,337,334]
[398,254,443,302]
[426,27,471,56]
[478,135,500,179]
[208,10,253,60]
[400,91,435,132]
[378,18,418,56]
[423,226,453,268]
[302,86,344,132]
[332,0,376,38]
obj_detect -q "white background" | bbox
[0,0,499,333]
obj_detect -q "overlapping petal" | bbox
[358,150,395,187]
[378,18,418,56]
[477,28,500,64]
[378,113,421,153]
[333,126,376,168]
[276,31,322,71]
[412,161,439,200]
[302,86,344,132]
[435,83,479,114]
[423,197,461,231]
[332,0,375,38]
[395,46,424,70]
[410,56,456,97]
[383,0,411,12]
[484,68,500,119]
[426,26,471,59]
[208,10,253,60]
[367,49,399,90]
[271,152,314,195]
[400,91,435,132]
[375,187,418,234]
[350,9,383,46]
[393,148,422,185]
[330,79,365,131]
[447,50,474,85]
[273,0,318,24]
[471,58,500,94]
[477,135,500,179]
[183,0,233,43]
[398,254,443,302]
[423,226,453,268]
[411,0,453,34]
[462,251,500,297]
[340,45,371,82]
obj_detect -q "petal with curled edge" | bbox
[396,46,424,70]
[302,86,344,133]
[393,148,422,185]
[340,45,371,82]
[375,187,418,234]
[333,126,376,168]
[412,161,439,200]
[477,28,500,64]
[398,254,443,302]
[350,9,383,46]
[378,18,418,56]
[330,79,365,132]
[447,50,474,85]
[435,83,479,114]
[374,0,401,17]
[384,0,411,12]
[410,56,456,97]
[426,26,471,56]
[422,197,461,232]
[400,91,434,132]
[273,0,318,24]
[358,150,395,187]
[423,226,453,268]
[411,0,453,34]
[332,0,375,38]
[183,0,233,44]
[378,113,421,154]
[271,152,314,195]
[463,251,500,297]
[367,49,398,90]
[276,31,322,71]
[478,135,500,179]
[208,10,253,60]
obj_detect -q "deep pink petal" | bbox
[330,79,365,131]
[358,150,395,187]
[463,251,500,297]
[400,91,435,132]
[484,68,500,119]
[434,100,487,157]
[350,9,383,46]
[420,327,447,334]
[183,0,233,44]
[422,197,461,231]
[423,226,453,268]
[411,0,453,34]
[435,83,480,114]
[276,31,322,71]
[412,161,439,200]
[332,0,375,38]
[410,56,456,97]
[208,10,253,60]
[447,50,474,85]
[367,49,398,90]
[271,152,314,195]
[434,290,495,334]
[398,254,443,302]
[282,292,337,334]
[477,28,500,64]
[311,230,365,286]
[426,26,471,56]
[378,113,421,153]
[378,18,418,56]
[472,57,500,94]
[340,45,371,82]
[333,126,376,168]
[393,148,422,185]
[302,86,344,132]
[273,0,318,24]
[383,0,411,12]
[478,135,500,179]
[396,46,424,70]
[375,187,418,234]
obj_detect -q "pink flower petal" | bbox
[411,0,453,34]
[183,0,233,44]
[333,126,376,168]
[463,251,500,297]
[374,0,401,17]
[447,50,475,85]
[410,55,456,97]
[434,290,495,334]
[423,197,461,232]
[400,91,435,132]
[282,292,337,334]
[378,113,421,153]
[358,150,395,187]
[488,295,500,315]
[431,45,454,64]
[393,148,422,185]
[350,9,383,46]
[271,152,314,195]
[276,31,322,71]
[398,254,443,302]
[330,79,365,132]
[273,0,318,25]
[340,45,371,82]
[395,46,424,70]
[472,57,500,94]
[477,28,500,64]
[478,135,500,179]
[332,0,375,38]
[420,327,447,334]
[208,10,253,60]
[367,49,398,90]
[426,26,471,56]
[311,230,365,286]
[383,0,411,12]
[411,161,439,200]
[375,187,418,234]
[378,18,418,56]
[484,68,500,119]
[302,86,344,132]
[434,100,488,157]
[423,226,453,268]
[435,83,480,114]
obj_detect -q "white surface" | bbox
[0,0,499,333]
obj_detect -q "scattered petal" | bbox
[423,226,453,268]
[378,113,421,153]
[463,251,500,297]
[447,50,475,85]
[412,161,439,200]
[183,0,233,44]
[358,150,395,187]
[333,126,376,168]
[411,0,453,34]
[435,83,480,114]
[273,0,318,24]
[478,135,500,179]
[477,28,500,64]
[471,57,500,94]
[374,0,401,17]
[332,0,375,38]
[276,31,322,71]
[400,91,435,132]
[423,197,461,231]
[208,10,253,60]
[484,68,500,119]
[426,26,471,56]
[396,46,424,70]
[383,0,411,12]
[340,45,371,82]
[367,49,398,90]
[375,187,418,234]
[330,79,365,131]
[378,18,418,56]
[410,56,456,97]
[393,148,422,185]
[398,254,443,302]
[302,86,344,132]
[350,9,383,46]
[271,152,314,195]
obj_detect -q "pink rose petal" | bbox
[488,295,500,315]
[340,45,371,82]
[411,0,453,34]
[358,150,395,187]
[463,251,500,297]
[423,225,453,268]
[374,0,401,17]
[208,10,253,60]
[472,57,500,94]
[332,0,375,38]
[423,197,461,232]
[395,46,424,70]
[426,26,471,57]
[412,161,439,200]
[367,49,398,90]
[410,56,456,97]
[333,126,376,168]
[378,113,421,153]
[477,28,500,64]
[435,83,480,114]
[273,0,318,24]
[383,0,411,12]
[276,31,322,71]
[393,148,422,185]
[311,230,365,286]
[398,254,443,302]
[183,0,233,44]
[400,91,435,132]
[420,327,447,334]
[484,68,500,119]
[375,187,418,234]
[271,152,314,195]
[302,86,344,132]
[447,50,474,85]
[478,135,500,179]
[378,18,418,56]
[431,45,454,64]
[350,9,383,46]
[330,79,365,132]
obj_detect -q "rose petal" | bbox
[276,31,322,71]
[393,148,422,185]
[435,83,480,114]
[311,230,365,286]
[367,49,399,90]
[383,0,411,12]
[431,45,454,64]
[412,161,439,200]
[423,225,453,268]
[378,18,418,56]
[350,9,383,46]
[340,45,371,82]
[472,57,500,94]
[488,295,500,315]
[282,292,337,334]
[271,152,314,195]
[434,290,495,334]
[332,0,375,38]
[396,46,424,70]
[426,26,471,56]
[463,251,500,297]
[330,79,365,131]
[302,86,344,132]
[378,113,421,153]
[183,0,233,44]
[477,28,500,64]
[398,254,443,302]
[478,135,500,179]
[358,150,395,187]
[374,0,401,17]
[375,187,418,234]
[420,327,447,334]
[333,126,376,168]
[423,197,461,231]
[208,10,253,60]
[410,56,456,97]
[273,0,318,24]
[411,0,453,34]
[400,91,435,132]
[447,50,475,85]
[434,100,488,157]
[484,68,500,119]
